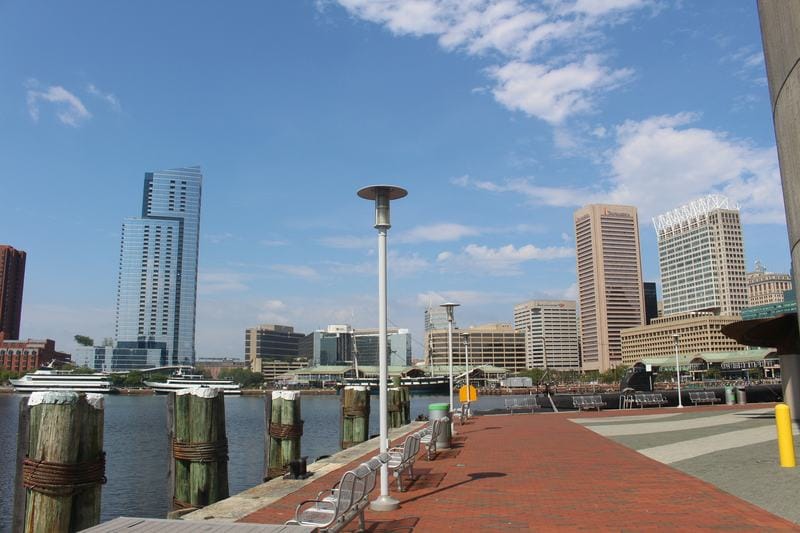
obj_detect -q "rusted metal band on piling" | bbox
[23,452,107,497]
[268,420,303,439]
[172,439,229,463]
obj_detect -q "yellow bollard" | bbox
[775,403,796,468]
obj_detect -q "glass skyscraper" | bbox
[114,166,202,369]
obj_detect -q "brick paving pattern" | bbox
[240,407,799,531]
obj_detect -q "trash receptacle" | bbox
[736,386,747,405]
[428,402,451,450]
[724,385,735,405]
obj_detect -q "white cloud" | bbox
[198,271,250,294]
[489,56,633,124]
[453,113,785,224]
[270,264,321,280]
[26,80,91,127]
[398,223,481,243]
[437,242,574,275]
[329,0,650,124]
[87,83,121,111]
[326,251,431,278]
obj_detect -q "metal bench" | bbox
[634,393,667,408]
[287,454,386,532]
[572,395,606,411]
[688,391,720,406]
[504,396,539,414]
[287,467,363,532]
[387,432,421,491]
[419,417,447,460]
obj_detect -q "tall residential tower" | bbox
[0,245,26,340]
[574,204,645,372]
[653,195,747,316]
[114,167,202,369]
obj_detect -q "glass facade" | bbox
[114,167,202,370]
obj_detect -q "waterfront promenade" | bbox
[187,404,800,530]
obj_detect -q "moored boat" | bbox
[10,367,114,393]
[144,370,242,395]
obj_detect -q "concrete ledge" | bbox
[182,422,426,522]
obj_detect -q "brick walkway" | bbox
[240,408,799,531]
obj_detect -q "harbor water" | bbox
[0,392,528,530]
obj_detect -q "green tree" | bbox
[124,370,144,387]
[74,335,94,347]
[219,368,264,388]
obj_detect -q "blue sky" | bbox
[1,0,789,360]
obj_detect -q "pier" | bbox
[171,403,800,530]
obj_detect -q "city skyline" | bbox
[1,1,791,359]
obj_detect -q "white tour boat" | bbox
[10,366,114,393]
[143,371,242,395]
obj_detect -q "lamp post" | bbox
[440,302,459,432]
[358,184,407,512]
[462,332,471,419]
[673,334,683,408]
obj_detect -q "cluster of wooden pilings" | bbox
[11,385,416,531]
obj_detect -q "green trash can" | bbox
[724,385,735,405]
[428,402,451,450]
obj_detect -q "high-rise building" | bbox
[643,282,658,325]
[114,167,202,369]
[746,261,792,307]
[245,324,305,373]
[298,325,411,367]
[424,306,452,331]
[426,323,526,372]
[574,204,645,372]
[513,300,579,370]
[0,245,26,340]
[653,195,747,316]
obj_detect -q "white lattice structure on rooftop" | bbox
[655,195,747,316]
[653,194,740,238]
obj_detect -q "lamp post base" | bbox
[370,494,400,512]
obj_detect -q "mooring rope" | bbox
[268,421,303,439]
[342,407,368,417]
[172,438,229,463]
[23,452,107,497]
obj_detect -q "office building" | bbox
[354,328,412,367]
[0,245,26,340]
[574,204,645,372]
[298,325,411,367]
[621,311,748,366]
[424,306,452,331]
[423,306,452,360]
[114,166,202,370]
[747,261,792,307]
[245,324,305,373]
[653,195,747,316]
[513,300,579,370]
[0,337,70,373]
[643,282,658,325]
[426,323,526,372]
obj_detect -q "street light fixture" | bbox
[358,184,407,512]
[440,302,459,432]
[673,334,684,408]
[462,332,471,420]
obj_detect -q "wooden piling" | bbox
[16,391,105,533]
[341,386,369,449]
[388,387,403,429]
[171,388,229,511]
[265,391,303,480]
